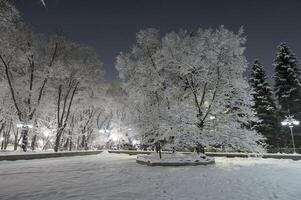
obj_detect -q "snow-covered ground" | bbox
[0,152,300,200]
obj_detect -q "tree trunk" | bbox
[69,138,72,151]
[158,144,162,159]
[155,142,162,159]
[31,134,37,150]
[42,139,49,151]
[81,135,86,149]
[84,139,88,150]
[54,129,63,152]
[195,143,204,154]
[14,134,18,151]
[68,130,73,151]
[64,138,69,150]
[77,136,80,150]
[4,134,9,150]
[21,127,29,152]
[0,123,5,150]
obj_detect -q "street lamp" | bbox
[16,122,33,152]
[281,115,299,154]
[16,123,33,128]
[99,129,110,134]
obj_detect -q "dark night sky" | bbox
[13,0,301,80]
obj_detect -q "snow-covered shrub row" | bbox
[136,152,215,166]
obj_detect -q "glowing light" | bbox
[281,115,299,154]
[99,129,110,134]
[281,115,299,127]
[132,139,140,146]
[281,121,287,126]
[0,137,4,142]
[43,130,51,137]
[37,139,44,146]
[109,134,120,142]
[16,123,33,128]
[209,115,216,120]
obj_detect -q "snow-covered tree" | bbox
[49,39,104,152]
[27,40,106,152]
[250,60,278,148]
[273,43,301,149]
[0,1,62,151]
[0,30,60,151]
[116,28,171,154]
[0,1,107,152]
[162,27,263,152]
[117,27,264,153]
[274,43,301,117]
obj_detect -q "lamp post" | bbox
[16,123,33,152]
[281,115,299,154]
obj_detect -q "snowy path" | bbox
[0,152,300,200]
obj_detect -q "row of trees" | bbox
[116,27,264,153]
[0,1,126,152]
[3,0,300,153]
[250,43,301,150]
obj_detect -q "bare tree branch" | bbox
[0,54,22,121]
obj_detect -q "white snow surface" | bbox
[0,151,300,200]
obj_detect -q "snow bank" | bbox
[0,149,54,155]
[136,152,215,166]
[98,150,136,159]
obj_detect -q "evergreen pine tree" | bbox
[273,43,301,150]
[274,43,301,117]
[250,60,278,148]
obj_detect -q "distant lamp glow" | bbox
[132,139,139,146]
[109,134,120,142]
[99,129,110,134]
[37,139,44,147]
[16,123,22,128]
[17,123,33,129]
[281,115,299,154]
[281,121,287,126]
[43,130,51,137]
[209,115,216,120]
